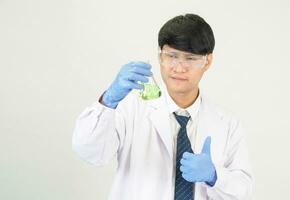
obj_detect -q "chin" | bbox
[167,84,190,95]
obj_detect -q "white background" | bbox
[1,0,290,199]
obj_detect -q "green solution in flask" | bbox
[140,74,162,100]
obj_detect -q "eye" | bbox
[186,57,199,61]
[165,53,178,59]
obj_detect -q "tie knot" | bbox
[173,113,190,128]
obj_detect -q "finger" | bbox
[182,152,194,159]
[182,172,194,182]
[130,61,152,69]
[131,66,152,77]
[127,72,149,83]
[201,136,211,155]
[180,158,193,166]
[180,165,192,173]
[123,80,143,90]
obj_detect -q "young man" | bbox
[73,14,253,200]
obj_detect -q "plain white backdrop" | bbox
[1,0,290,199]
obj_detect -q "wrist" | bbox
[101,91,118,109]
[205,168,217,187]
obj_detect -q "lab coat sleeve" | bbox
[206,118,253,200]
[72,99,126,166]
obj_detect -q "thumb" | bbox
[201,136,211,155]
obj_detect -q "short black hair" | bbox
[158,14,215,55]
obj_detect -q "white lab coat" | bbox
[72,87,253,200]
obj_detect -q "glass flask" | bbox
[140,74,161,100]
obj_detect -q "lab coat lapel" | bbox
[195,92,224,153]
[148,95,173,161]
[147,89,224,160]
[195,99,212,153]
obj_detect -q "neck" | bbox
[168,87,199,109]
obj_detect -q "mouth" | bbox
[170,76,188,82]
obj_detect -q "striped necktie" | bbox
[174,112,194,200]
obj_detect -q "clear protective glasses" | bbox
[159,50,207,70]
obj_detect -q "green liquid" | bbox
[140,83,162,100]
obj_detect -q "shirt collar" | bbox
[162,84,201,119]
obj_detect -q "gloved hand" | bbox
[102,61,152,108]
[180,136,217,186]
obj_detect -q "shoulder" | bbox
[200,92,241,127]
[200,94,245,141]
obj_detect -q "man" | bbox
[72,14,253,200]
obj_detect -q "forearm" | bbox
[207,136,253,199]
[72,101,121,166]
[206,165,253,200]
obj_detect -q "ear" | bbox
[157,47,162,64]
[202,53,213,71]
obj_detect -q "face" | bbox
[159,45,213,97]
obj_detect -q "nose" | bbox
[173,59,187,73]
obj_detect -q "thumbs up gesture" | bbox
[180,136,217,186]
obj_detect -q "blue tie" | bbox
[174,113,194,200]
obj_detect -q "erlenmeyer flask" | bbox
[140,74,161,100]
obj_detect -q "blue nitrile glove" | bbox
[180,136,217,186]
[102,61,152,108]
